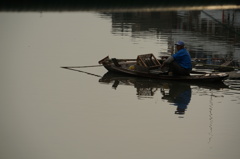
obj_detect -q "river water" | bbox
[1,7,240,159]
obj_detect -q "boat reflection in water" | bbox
[99,72,228,115]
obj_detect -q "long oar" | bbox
[61,67,102,77]
[61,65,102,68]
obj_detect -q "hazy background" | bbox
[1,3,240,159]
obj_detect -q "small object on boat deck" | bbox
[128,65,135,70]
[111,58,121,67]
[149,69,165,74]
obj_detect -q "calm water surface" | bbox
[1,9,240,159]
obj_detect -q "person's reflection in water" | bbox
[161,82,191,115]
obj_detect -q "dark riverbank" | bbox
[1,0,239,11]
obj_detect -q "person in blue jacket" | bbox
[161,41,192,76]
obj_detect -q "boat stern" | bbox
[98,56,110,64]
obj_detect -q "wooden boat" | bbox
[98,54,229,83]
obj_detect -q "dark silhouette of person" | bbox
[161,82,191,115]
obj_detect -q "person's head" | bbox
[175,41,185,51]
